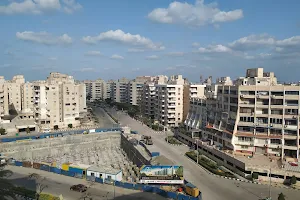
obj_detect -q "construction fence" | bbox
[10,160,202,200]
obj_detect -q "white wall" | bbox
[87,170,122,181]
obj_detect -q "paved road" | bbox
[91,106,115,128]
[7,166,167,200]
[104,108,300,200]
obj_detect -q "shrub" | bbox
[0,127,7,135]
[68,124,73,128]
[252,172,259,180]
[26,126,30,134]
[290,175,297,185]
[53,125,59,130]
[278,192,285,200]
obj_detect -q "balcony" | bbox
[238,121,254,126]
[240,94,255,99]
[235,140,254,146]
[167,104,176,108]
[239,102,255,107]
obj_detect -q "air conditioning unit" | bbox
[284,125,287,128]
[270,124,273,127]
[256,95,260,98]
[271,95,275,98]
[240,94,244,98]
[292,116,296,119]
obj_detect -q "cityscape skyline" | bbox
[1,0,300,82]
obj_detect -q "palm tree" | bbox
[0,164,17,200]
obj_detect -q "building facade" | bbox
[0,73,87,132]
[185,68,300,160]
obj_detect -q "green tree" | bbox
[0,163,17,200]
[0,127,6,135]
[175,166,183,177]
[68,124,73,128]
[278,192,285,200]
[53,125,59,130]
[26,127,30,134]
[290,175,297,185]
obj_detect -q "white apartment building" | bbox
[0,73,86,133]
[128,76,152,106]
[185,68,300,160]
[141,75,185,127]
[84,79,107,101]
[112,78,130,103]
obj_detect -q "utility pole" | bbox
[196,139,199,163]
[269,167,272,199]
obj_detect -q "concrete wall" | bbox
[120,134,150,167]
[0,132,121,161]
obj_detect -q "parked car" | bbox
[70,184,87,192]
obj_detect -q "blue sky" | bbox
[1,0,300,82]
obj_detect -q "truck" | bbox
[144,136,153,145]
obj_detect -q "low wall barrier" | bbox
[11,160,202,200]
[0,127,122,143]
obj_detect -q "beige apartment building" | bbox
[84,79,108,101]
[141,75,206,127]
[185,68,300,160]
[0,73,86,133]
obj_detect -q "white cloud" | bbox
[82,29,165,50]
[229,34,276,51]
[192,42,200,47]
[148,0,243,27]
[166,52,185,56]
[276,36,300,47]
[0,0,81,15]
[111,54,124,60]
[146,55,159,60]
[128,48,145,53]
[84,51,102,56]
[198,44,232,53]
[62,0,82,14]
[16,31,72,45]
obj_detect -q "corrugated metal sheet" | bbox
[62,163,71,171]
[33,162,41,169]
[22,161,32,168]
[68,167,83,174]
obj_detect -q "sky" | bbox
[1,0,300,82]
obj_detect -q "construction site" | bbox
[0,131,141,182]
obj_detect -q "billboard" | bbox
[139,165,184,184]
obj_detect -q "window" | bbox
[178,103,180,105]
[178,98,180,100]
[91,172,95,177]
[241,145,248,149]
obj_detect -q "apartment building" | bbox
[84,79,107,101]
[112,78,130,103]
[184,68,300,160]
[128,76,152,106]
[141,75,184,127]
[0,73,86,133]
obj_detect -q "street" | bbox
[7,165,167,200]
[104,107,300,200]
[91,106,116,128]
